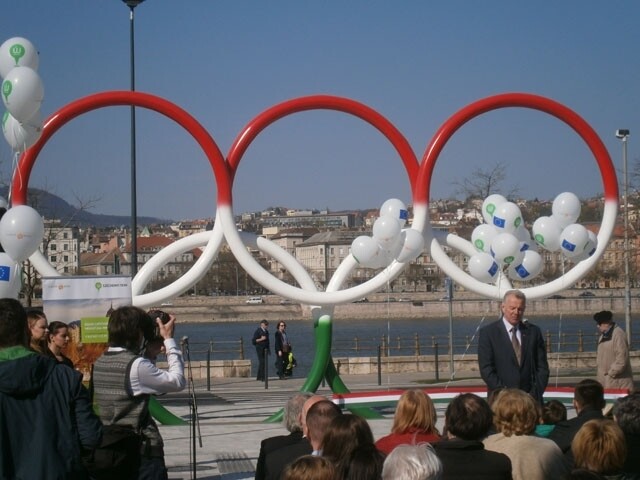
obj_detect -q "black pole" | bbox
[434,342,439,382]
[264,348,269,389]
[124,1,144,275]
[377,345,382,386]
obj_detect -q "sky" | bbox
[2,1,640,221]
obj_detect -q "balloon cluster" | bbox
[350,199,425,268]
[468,192,597,284]
[0,37,44,153]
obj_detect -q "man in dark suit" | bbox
[255,393,311,480]
[478,289,549,403]
[548,379,605,467]
[252,319,270,381]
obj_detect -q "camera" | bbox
[147,310,170,340]
[616,129,630,139]
[148,310,170,324]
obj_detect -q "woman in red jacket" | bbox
[375,389,441,455]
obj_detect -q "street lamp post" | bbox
[615,129,632,345]
[122,0,145,276]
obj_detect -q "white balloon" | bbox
[0,205,44,261]
[0,252,22,298]
[468,253,500,283]
[395,228,424,263]
[508,250,543,281]
[363,245,394,269]
[471,224,498,253]
[380,198,408,227]
[372,215,401,248]
[0,37,39,78]
[482,194,507,224]
[574,230,598,262]
[514,225,537,252]
[492,201,523,233]
[351,235,378,265]
[552,192,581,228]
[560,223,590,259]
[2,67,44,123]
[532,216,563,252]
[490,232,524,266]
[2,110,42,152]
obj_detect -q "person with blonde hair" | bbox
[572,419,627,479]
[376,389,440,454]
[483,388,568,480]
[281,455,336,480]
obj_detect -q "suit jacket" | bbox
[548,406,604,467]
[255,431,304,480]
[478,318,549,402]
[264,437,312,480]
[253,327,270,352]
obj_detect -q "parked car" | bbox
[578,291,595,297]
[353,297,369,303]
[547,294,565,299]
[246,296,264,304]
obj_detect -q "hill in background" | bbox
[0,186,170,227]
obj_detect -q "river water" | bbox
[175,314,605,377]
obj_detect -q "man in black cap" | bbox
[594,310,634,391]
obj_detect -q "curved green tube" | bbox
[265,312,381,422]
[149,396,187,425]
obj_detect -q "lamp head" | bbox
[122,0,145,7]
[616,129,630,139]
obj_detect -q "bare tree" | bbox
[454,161,519,202]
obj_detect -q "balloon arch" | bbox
[4,90,619,420]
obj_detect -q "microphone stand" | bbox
[181,337,202,480]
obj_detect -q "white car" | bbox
[246,296,264,304]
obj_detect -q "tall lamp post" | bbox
[122,0,145,276]
[615,129,632,345]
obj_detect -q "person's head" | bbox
[491,388,539,436]
[594,310,614,334]
[107,305,153,351]
[305,399,342,451]
[574,379,606,412]
[542,399,568,425]
[284,393,313,433]
[301,394,328,437]
[501,290,526,326]
[260,319,269,330]
[344,443,385,480]
[0,298,28,348]
[391,389,439,435]
[445,393,494,441]
[613,393,640,435]
[382,444,442,480]
[281,455,336,480]
[47,321,69,349]
[322,414,375,477]
[277,321,287,331]
[572,419,626,475]
[26,307,48,341]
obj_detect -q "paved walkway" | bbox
[157,371,597,480]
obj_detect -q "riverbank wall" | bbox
[163,294,636,323]
[162,350,640,381]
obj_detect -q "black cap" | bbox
[593,310,613,324]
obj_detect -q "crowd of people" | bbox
[0,287,637,479]
[257,289,638,480]
[0,299,186,479]
[260,385,639,480]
